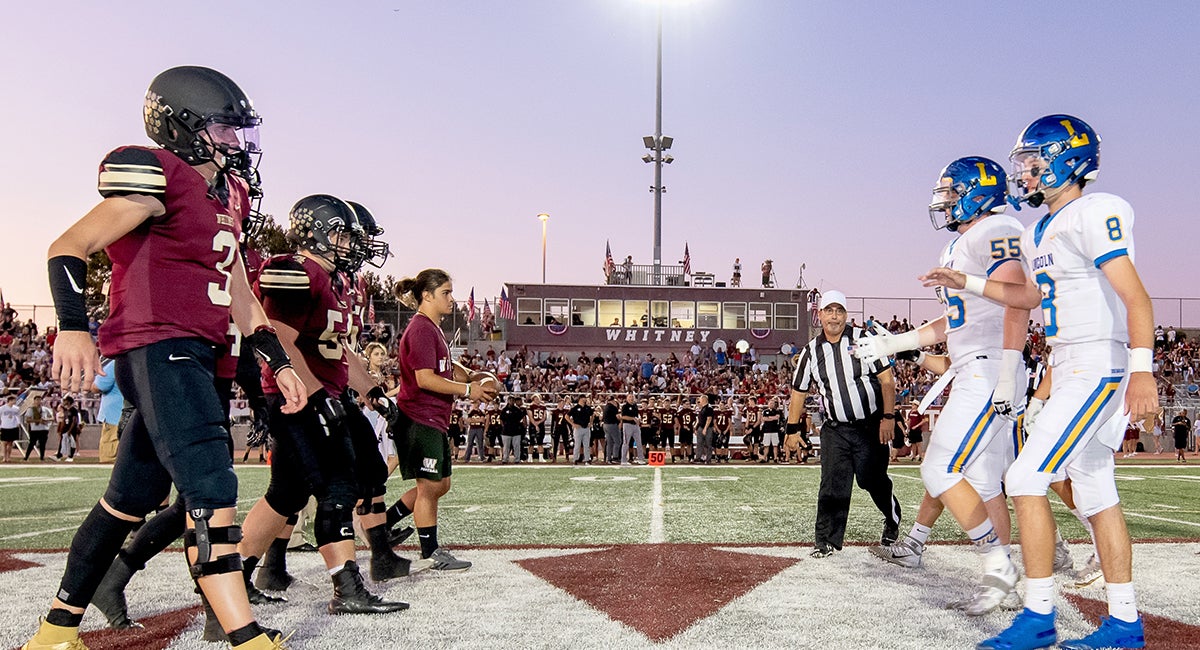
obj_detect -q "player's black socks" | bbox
[228,622,265,646]
[46,608,83,628]
[417,526,438,559]
[386,500,413,528]
[121,500,186,569]
[56,502,139,608]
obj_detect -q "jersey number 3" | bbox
[208,230,239,306]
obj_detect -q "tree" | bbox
[85,250,111,322]
[246,213,296,258]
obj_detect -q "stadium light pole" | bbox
[538,212,549,283]
[642,0,674,286]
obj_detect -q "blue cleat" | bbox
[977,608,1057,650]
[1059,615,1145,649]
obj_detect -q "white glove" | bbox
[992,349,1023,420]
[853,324,919,364]
[1023,397,1046,435]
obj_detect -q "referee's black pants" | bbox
[814,418,901,550]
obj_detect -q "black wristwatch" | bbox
[881,413,896,420]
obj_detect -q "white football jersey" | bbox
[1021,192,1134,346]
[938,214,1025,367]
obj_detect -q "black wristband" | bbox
[246,327,292,374]
[785,421,802,435]
[881,413,896,420]
[367,385,387,402]
[48,255,90,332]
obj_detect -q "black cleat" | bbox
[246,580,287,605]
[328,561,409,614]
[91,557,143,630]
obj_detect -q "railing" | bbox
[605,264,688,286]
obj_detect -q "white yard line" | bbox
[558,505,574,513]
[649,467,664,543]
[0,526,78,541]
[1124,511,1200,529]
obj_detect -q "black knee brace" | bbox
[184,509,244,579]
[313,502,355,547]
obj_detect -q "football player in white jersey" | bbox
[923,115,1154,650]
[855,157,1028,615]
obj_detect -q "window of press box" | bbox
[625,300,649,327]
[722,302,746,329]
[651,300,669,327]
[774,302,799,330]
[598,299,623,328]
[670,301,695,328]
[517,298,542,326]
[545,298,569,325]
[749,302,773,329]
[571,299,596,327]
[697,301,720,328]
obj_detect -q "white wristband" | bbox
[962,274,988,297]
[1128,347,1153,374]
[464,383,472,399]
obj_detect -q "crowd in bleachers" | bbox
[6,298,1200,461]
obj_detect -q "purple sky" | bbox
[2,1,1198,326]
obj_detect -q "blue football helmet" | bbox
[1009,114,1100,208]
[928,156,1010,232]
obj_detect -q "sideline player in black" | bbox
[27,66,304,650]
[235,195,408,616]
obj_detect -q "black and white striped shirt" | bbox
[792,326,888,424]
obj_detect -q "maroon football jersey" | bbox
[396,312,453,431]
[345,273,368,352]
[659,409,675,427]
[215,246,262,380]
[530,405,547,423]
[257,254,352,395]
[679,409,696,429]
[715,409,731,428]
[97,146,248,357]
[745,407,760,426]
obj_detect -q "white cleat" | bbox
[958,560,1020,616]
[1072,552,1103,588]
[1053,538,1075,575]
[869,535,924,568]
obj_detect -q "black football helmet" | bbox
[288,195,367,273]
[144,66,262,186]
[346,201,390,268]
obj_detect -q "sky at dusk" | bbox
[2,1,1198,326]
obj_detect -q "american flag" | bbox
[497,287,515,320]
[367,296,375,324]
[466,287,476,322]
[683,243,691,276]
[481,298,494,332]
[808,289,821,328]
[603,240,615,279]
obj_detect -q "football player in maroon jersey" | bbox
[88,214,285,638]
[236,195,410,615]
[31,66,304,650]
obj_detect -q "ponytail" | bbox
[394,269,452,309]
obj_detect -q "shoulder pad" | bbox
[98,146,166,198]
[258,256,311,292]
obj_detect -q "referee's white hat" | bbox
[818,290,847,310]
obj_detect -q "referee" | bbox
[787,290,902,558]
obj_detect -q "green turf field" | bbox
[1,464,1198,550]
